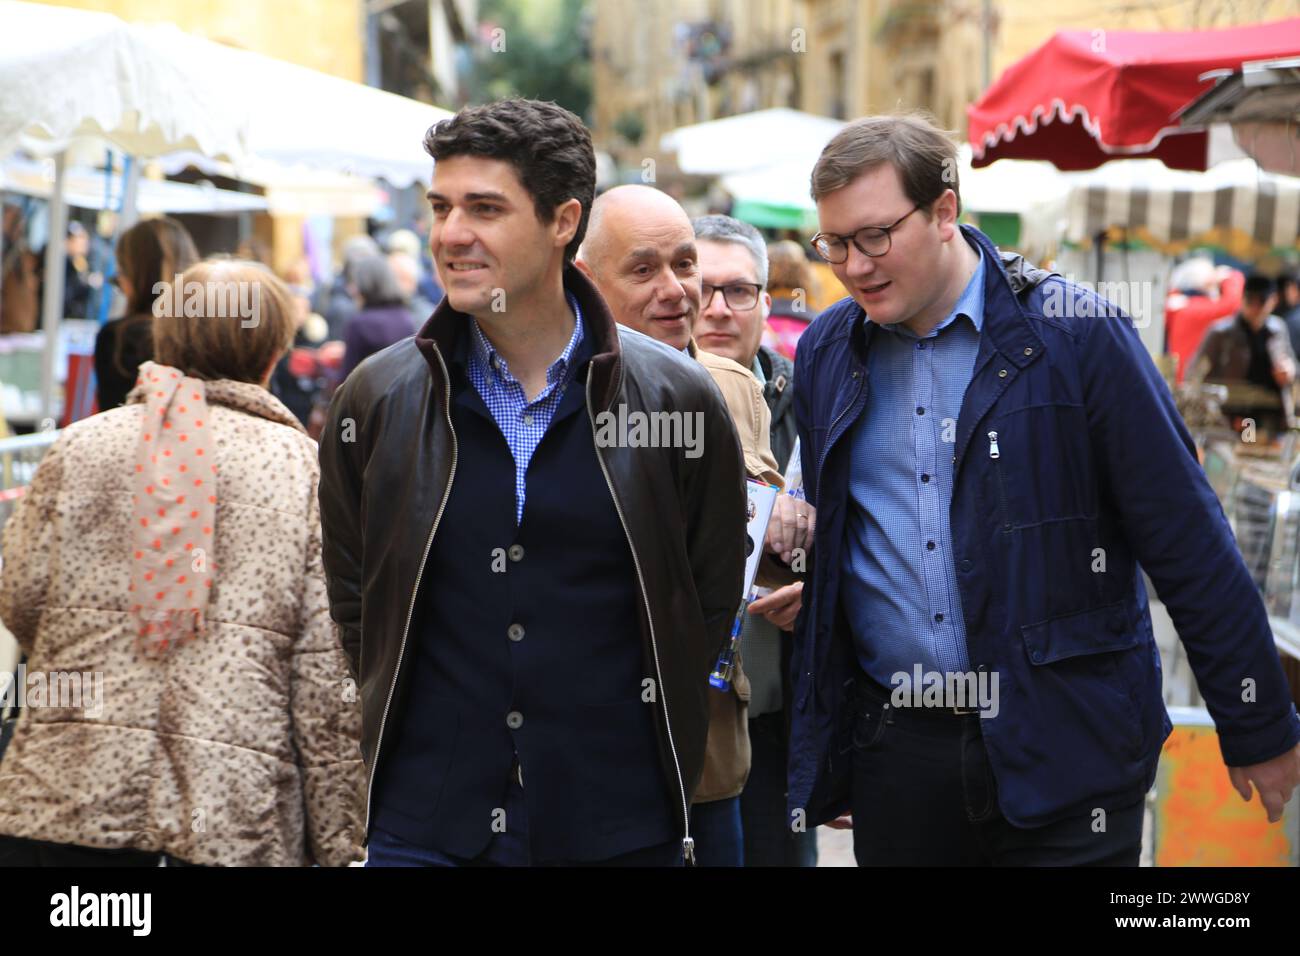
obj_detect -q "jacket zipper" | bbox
[364,348,460,836]
[988,430,1010,532]
[586,373,695,865]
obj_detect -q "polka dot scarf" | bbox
[129,361,217,652]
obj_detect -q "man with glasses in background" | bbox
[694,214,818,866]
[789,113,1300,866]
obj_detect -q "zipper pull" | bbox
[682,836,696,865]
[987,431,1001,460]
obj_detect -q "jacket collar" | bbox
[960,224,1045,370]
[414,261,624,412]
[757,345,792,399]
[847,224,1046,371]
[126,374,304,433]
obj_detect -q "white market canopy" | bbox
[131,23,453,188]
[152,152,386,218]
[719,158,823,230]
[718,142,1070,255]
[0,0,453,422]
[0,0,453,186]
[0,0,248,162]
[1,156,268,214]
[661,108,846,177]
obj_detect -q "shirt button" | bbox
[926,541,936,551]
[915,406,925,416]
[921,473,930,483]
[507,624,525,642]
[522,414,534,426]
[508,544,525,562]
[1023,347,1033,356]
[934,612,944,623]
[917,342,925,350]
[998,368,1008,378]
[506,710,523,729]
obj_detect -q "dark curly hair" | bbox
[423,98,595,262]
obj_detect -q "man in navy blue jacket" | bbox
[789,114,1300,865]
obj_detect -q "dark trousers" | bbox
[367,775,683,867]
[687,795,743,866]
[0,834,203,867]
[847,671,1144,866]
[741,710,817,867]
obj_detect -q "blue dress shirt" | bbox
[843,243,986,684]
[465,294,585,525]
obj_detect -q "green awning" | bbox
[974,211,1020,248]
[731,198,819,232]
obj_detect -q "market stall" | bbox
[0,0,452,424]
[659,107,845,178]
[1047,156,1300,357]
[968,17,1300,171]
[1179,56,1300,177]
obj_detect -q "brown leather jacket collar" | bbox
[415,261,624,414]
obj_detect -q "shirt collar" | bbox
[751,353,767,387]
[875,239,985,339]
[470,292,585,387]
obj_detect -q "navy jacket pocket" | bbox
[1021,601,1141,665]
[989,402,1096,528]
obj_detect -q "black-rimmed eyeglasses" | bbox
[811,205,922,263]
[701,282,763,311]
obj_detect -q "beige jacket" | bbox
[690,340,784,803]
[0,381,365,866]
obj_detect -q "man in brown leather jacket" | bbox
[318,99,746,866]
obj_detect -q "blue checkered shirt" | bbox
[465,295,585,525]
[843,243,985,685]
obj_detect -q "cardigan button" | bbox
[508,544,525,562]
[506,710,524,729]
[507,624,525,642]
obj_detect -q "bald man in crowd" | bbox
[577,185,796,866]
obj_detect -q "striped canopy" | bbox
[1064,158,1300,256]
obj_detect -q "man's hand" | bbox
[823,813,853,830]
[748,582,803,630]
[1227,743,1300,823]
[765,495,815,564]
[1273,355,1296,388]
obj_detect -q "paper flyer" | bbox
[743,478,780,601]
[784,436,805,500]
